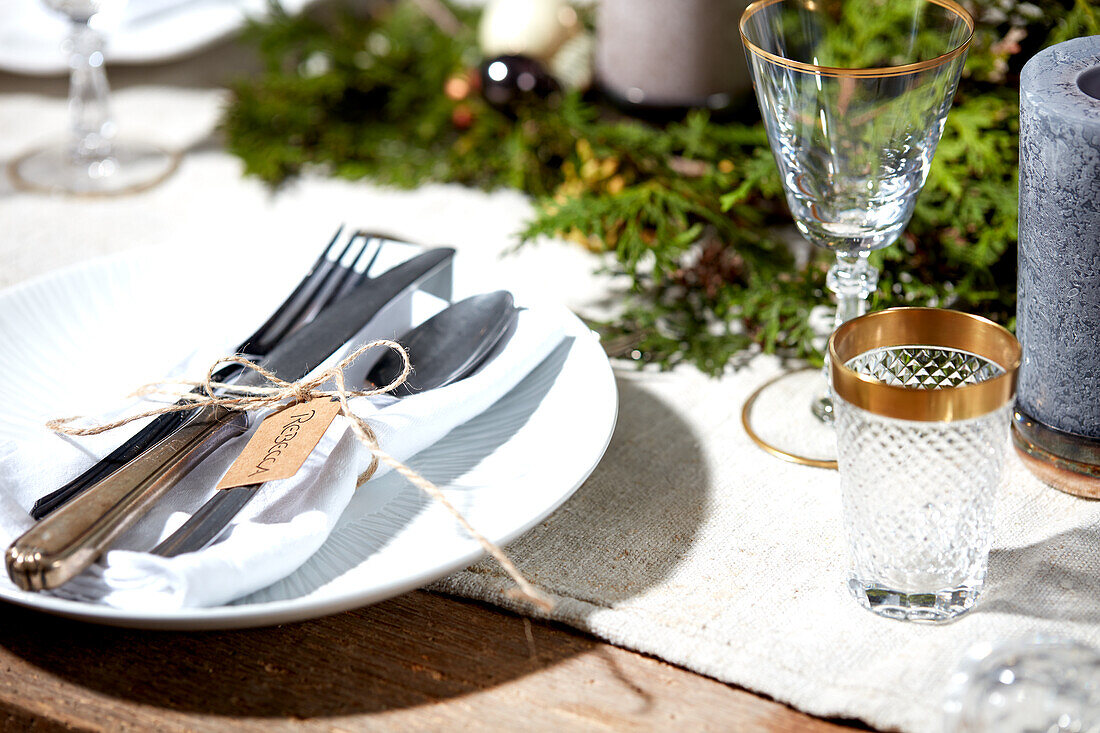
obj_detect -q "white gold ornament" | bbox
[478,0,579,63]
[548,30,594,91]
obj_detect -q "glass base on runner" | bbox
[848,577,981,623]
[10,141,179,197]
[741,367,837,469]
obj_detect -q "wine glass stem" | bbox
[828,252,878,329]
[66,19,114,165]
[814,252,879,423]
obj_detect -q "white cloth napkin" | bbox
[0,301,565,610]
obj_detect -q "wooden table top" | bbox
[0,591,863,731]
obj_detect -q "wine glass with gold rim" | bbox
[738,0,974,468]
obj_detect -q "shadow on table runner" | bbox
[433,370,712,610]
[981,524,1100,625]
[435,374,711,603]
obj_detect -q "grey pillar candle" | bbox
[1016,35,1100,485]
[596,0,750,110]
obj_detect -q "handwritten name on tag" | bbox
[216,397,344,490]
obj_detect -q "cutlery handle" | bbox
[30,409,193,520]
[30,364,245,519]
[6,406,249,591]
[151,485,262,557]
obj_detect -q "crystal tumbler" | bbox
[829,308,1021,622]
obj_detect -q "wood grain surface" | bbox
[0,591,866,731]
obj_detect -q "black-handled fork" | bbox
[30,227,390,520]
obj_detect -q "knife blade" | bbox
[5,247,455,592]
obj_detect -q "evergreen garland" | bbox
[223,0,1099,375]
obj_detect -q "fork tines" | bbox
[239,227,389,356]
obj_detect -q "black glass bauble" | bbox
[479,54,560,110]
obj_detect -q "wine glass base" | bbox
[741,367,837,469]
[9,141,180,197]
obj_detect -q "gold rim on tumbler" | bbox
[828,308,1021,422]
[739,0,975,78]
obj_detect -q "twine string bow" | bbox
[47,340,553,612]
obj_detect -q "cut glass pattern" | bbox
[836,345,1010,622]
[846,346,1004,389]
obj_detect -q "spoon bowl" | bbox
[368,290,517,397]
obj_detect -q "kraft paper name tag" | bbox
[216,397,344,490]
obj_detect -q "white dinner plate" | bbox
[0,0,319,75]
[0,241,617,628]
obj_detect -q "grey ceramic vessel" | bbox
[596,0,751,110]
